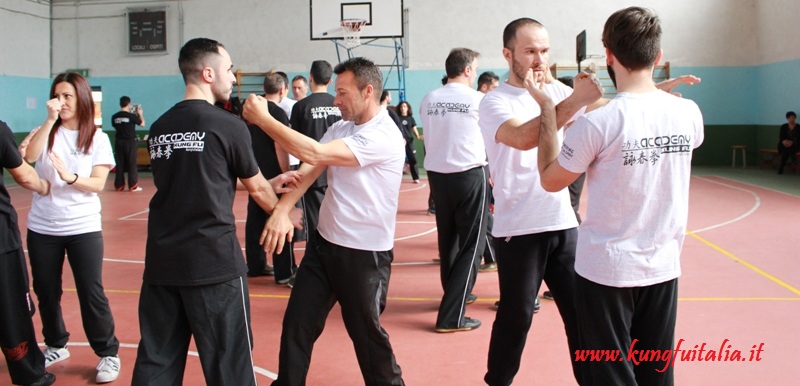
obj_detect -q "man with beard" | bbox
[537,7,703,385]
[132,38,298,386]
[479,18,603,385]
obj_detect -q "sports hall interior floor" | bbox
[2,165,798,385]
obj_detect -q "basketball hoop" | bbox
[341,18,367,48]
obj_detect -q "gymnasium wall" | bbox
[2,0,800,165]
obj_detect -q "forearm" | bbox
[249,179,281,214]
[64,173,107,193]
[12,163,48,195]
[23,123,54,163]
[255,114,323,165]
[537,100,559,165]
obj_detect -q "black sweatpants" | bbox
[245,198,296,281]
[0,248,47,385]
[485,228,580,386]
[272,232,404,386]
[428,166,488,329]
[132,277,257,386]
[404,138,419,181]
[301,185,327,244]
[114,139,139,190]
[26,230,119,357]
[575,275,678,386]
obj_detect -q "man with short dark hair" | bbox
[420,47,488,333]
[244,57,405,386]
[778,110,798,174]
[111,96,145,191]
[289,60,342,245]
[291,75,309,101]
[1,120,54,386]
[132,37,298,386]
[477,71,500,93]
[537,7,704,385]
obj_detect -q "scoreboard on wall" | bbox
[128,8,167,54]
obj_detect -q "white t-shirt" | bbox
[558,90,704,287]
[420,83,487,173]
[478,81,578,237]
[28,128,116,236]
[317,109,405,251]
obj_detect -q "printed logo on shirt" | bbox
[311,106,341,120]
[351,133,368,147]
[113,117,131,124]
[148,131,206,159]
[425,101,470,117]
[621,134,693,166]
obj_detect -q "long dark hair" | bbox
[47,72,96,154]
[397,101,413,117]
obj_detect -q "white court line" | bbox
[40,341,278,380]
[104,258,144,264]
[118,209,149,221]
[691,176,760,234]
[399,182,428,193]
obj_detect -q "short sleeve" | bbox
[1,121,23,170]
[478,94,515,144]
[341,123,402,167]
[92,131,116,168]
[559,116,601,174]
[228,121,260,179]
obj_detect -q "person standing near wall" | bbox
[777,111,799,174]
[22,72,121,384]
[420,48,488,333]
[396,101,421,183]
[1,119,55,386]
[111,96,145,192]
[538,7,704,384]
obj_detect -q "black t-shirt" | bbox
[248,101,289,179]
[144,100,259,286]
[290,92,342,188]
[387,108,409,139]
[111,111,142,140]
[0,120,23,254]
[399,115,416,140]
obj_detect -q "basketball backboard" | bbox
[310,0,404,40]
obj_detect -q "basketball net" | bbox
[341,18,367,48]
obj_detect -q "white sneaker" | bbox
[130,187,143,192]
[96,356,121,383]
[42,346,70,368]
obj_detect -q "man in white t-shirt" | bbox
[479,18,604,385]
[420,48,488,333]
[243,57,405,386]
[537,7,704,385]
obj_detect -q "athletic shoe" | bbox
[96,356,121,383]
[413,179,420,184]
[29,372,56,386]
[42,346,70,368]
[542,291,554,300]
[287,276,295,288]
[130,187,143,192]
[435,317,481,333]
[479,262,497,272]
[466,293,478,304]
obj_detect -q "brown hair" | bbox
[47,72,96,154]
[602,7,661,71]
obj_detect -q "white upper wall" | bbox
[21,0,800,77]
[0,0,51,77]
[756,0,800,63]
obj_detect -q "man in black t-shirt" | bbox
[111,96,145,191]
[244,73,298,284]
[289,60,342,243]
[131,38,297,386]
[0,120,55,386]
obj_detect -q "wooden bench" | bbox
[759,148,800,172]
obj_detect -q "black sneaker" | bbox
[28,373,56,386]
[435,317,481,333]
[466,294,478,304]
[542,291,554,300]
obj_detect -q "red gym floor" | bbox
[2,168,799,385]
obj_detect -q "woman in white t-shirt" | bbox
[22,73,121,383]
